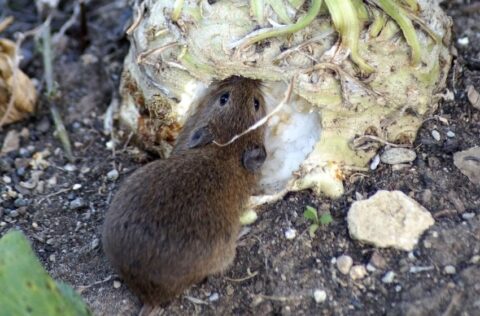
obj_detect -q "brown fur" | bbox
[102,77,266,308]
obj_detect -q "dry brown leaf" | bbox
[467,85,480,110]
[0,38,37,127]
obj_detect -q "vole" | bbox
[102,76,267,311]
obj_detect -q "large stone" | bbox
[347,190,435,251]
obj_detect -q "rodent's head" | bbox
[186,76,267,171]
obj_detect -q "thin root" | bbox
[225,268,258,282]
[76,275,113,294]
[126,1,146,36]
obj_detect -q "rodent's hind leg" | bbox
[210,243,236,275]
[138,304,164,316]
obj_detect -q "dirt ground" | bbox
[1,1,479,315]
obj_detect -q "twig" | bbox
[76,275,113,294]
[213,78,294,147]
[41,18,74,161]
[225,269,258,282]
[37,188,71,204]
[52,0,83,45]
[126,0,145,36]
[0,16,14,33]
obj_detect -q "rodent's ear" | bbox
[188,126,214,149]
[242,145,267,172]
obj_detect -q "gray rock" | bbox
[444,265,456,274]
[107,169,119,181]
[431,130,441,141]
[313,289,327,303]
[1,130,20,155]
[347,190,435,251]
[382,271,396,283]
[454,147,480,185]
[36,117,51,133]
[14,198,28,208]
[369,251,387,269]
[380,148,416,165]
[349,265,367,280]
[70,198,86,210]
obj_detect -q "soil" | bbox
[1,1,479,315]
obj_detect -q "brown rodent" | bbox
[102,76,267,309]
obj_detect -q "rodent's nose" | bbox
[242,145,267,172]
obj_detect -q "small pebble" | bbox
[313,289,327,303]
[36,117,51,133]
[9,210,19,218]
[349,265,367,280]
[2,176,12,184]
[409,266,434,273]
[64,164,77,172]
[69,198,86,210]
[431,130,441,141]
[382,271,395,283]
[470,255,480,264]
[366,263,376,272]
[457,37,469,46]
[380,148,416,165]
[444,265,456,274]
[107,169,119,181]
[336,255,353,275]
[49,254,56,262]
[91,238,100,250]
[32,222,38,229]
[80,166,91,174]
[113,281,121,289]
[369,252,387,269]
[19,148,31,158]
[16,167,26,177]
[462,212,475,220]
[284,228,297,240]
[446,131,455,138]
[72,184,82,190]
[208,293,219,302]
[370,154,380,170]
[14,198,28,208]
[395,285,402,292]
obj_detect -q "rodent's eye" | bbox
[254,98,260,111]
[219,92,230,106]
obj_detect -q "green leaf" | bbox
[303,205,319,222]
[319,213,333,225]
[308,224,319,238]
[0,230,91,316]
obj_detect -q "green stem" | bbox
[369,9,386,38]
[232,0,322,50]
[375,0,421,65]
[172,0,185,22]
[268,0,292,24]
[41,19,74,161]
[325,0,374,74]
[250,0,265,24]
